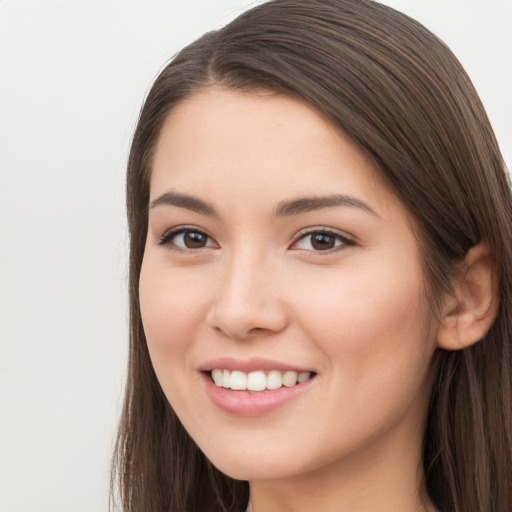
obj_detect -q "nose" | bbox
[206,251,289,341]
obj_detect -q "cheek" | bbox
[138,256,214,418]
[139,255,210,364]
[293,252,431,376]
[288,256,435,455]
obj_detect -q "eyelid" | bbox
[156,225,219,251]
[155,225,354,254]
[289,226,355,252]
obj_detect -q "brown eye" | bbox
[291,230,353,252]
[310,233,336,250]
[183,231,208,248]
[158,228,218,251]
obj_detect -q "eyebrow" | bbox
[150,191,378,218]
[275,194,378,217]
[150,192,217,216]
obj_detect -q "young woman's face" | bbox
[140,87,438,482]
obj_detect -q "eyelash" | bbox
[156,226,355,254]
[157,226,216,253]
[290,228,355,254]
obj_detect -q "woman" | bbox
[111,1,512,511]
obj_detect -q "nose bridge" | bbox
[208,243,287,339]
[224,246,263,300]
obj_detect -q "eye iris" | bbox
[311,233,335,250]
[184,231,207,248]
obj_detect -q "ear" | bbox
[437,243,499,351]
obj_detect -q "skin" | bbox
[139,87,440,512]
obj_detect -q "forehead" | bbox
[150,86,398,217]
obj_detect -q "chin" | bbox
[212,458,297,482]
[199,438,317,482]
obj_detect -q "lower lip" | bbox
[201,372,316,417]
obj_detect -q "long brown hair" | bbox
[111,1,512,510]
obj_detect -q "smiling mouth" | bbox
[209,369,316,392]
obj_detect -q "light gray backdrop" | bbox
[1,1,510,511]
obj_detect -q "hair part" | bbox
[112,1,512,510]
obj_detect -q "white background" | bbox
[0,1,510,511]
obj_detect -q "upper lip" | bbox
[199,357,314,374]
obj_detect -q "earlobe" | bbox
[437,243,499,351]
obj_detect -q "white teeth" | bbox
[247,371,267,391]
[211,369,223,386]
[298,371,310,383]
[222,369,230,388]
[230,370,247,390]
[282,371,298,387]
[266,370,282,390]
[210,369,313,391]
